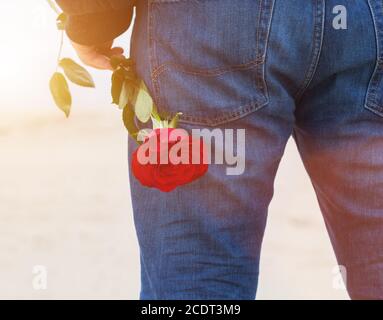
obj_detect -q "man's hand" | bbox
[71,41,124,70]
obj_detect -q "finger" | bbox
[79,53,113,70]
[89,55,113,70]
[95,46,124,57]
[109,47,124,56]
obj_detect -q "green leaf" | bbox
[59,58,95,88]
[121,66,138,83]
[111,63,138,106]
[169,113,183,128]
[49,72,72,117]
[134,83,153,123]
[119,79,137,110]
[123,103,139,143]
[151,103,162,122]
[111,68,125,105]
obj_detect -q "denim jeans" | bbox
[128,0,383,299]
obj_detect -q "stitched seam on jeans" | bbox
[256,0,263,59]
[151,58,264,81]
[294,0,325,101]
[255,0,274,109]
[365,0,383,115]
[366,101,383,111]
[148,0,165,122]
[365,103,383,117]
[255,0,264,95]
[293,2,318,100]
[178,99,269,126]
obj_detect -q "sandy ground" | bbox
[0,108,349,300]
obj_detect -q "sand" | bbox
[0,108,349,300]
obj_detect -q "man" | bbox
[57,0,383,299]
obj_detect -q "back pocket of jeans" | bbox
[148,0,275,126]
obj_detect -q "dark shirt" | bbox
[56,0,135,45]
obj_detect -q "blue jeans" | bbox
[128,0,383,299]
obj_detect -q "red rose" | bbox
[132,128,208,192]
